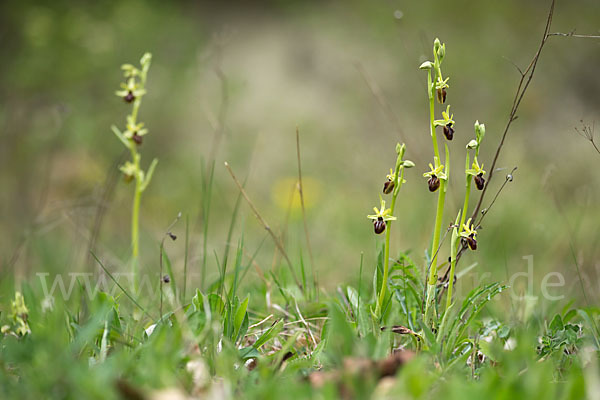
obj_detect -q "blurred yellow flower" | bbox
[271,177,321,213]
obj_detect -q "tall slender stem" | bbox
[376,217,392,316]
[445,252,456,312]
[445,153,474,312]
[445,216,460,313]
[428,72,440,164]
[123,54,151,293]
[424,65,446,324]
[460,178,472,233]
[131,174,142,291]
[429,180,446,283]
[375,168,404,318]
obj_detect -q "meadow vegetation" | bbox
[1,0,600,399]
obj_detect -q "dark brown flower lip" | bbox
[132,133,143,145]
[437,87,447,104]
[428,175,440,192]
[443,124,454,141]
[373,217,386,234]
[474,173,485,190]
[383,179,395,194]
[124,91,135,103]
[466,233,477,250]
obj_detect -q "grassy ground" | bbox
[1,1,600,399]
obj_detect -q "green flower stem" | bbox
[459,156,472,234]
[125,55,151,292]
[444,154,474,312]
[428,71,441,165]
[375,168,405,318]
[428,178,447,281]
[445,214,460,313]
[430,180,446,278]
[444,251,456,312]
[424,179,446,324]
[460,181,471,231]
[129,97,143,292]
[131,174,142,290]
[423,68,446,325]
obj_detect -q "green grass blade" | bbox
[90,251,154,320]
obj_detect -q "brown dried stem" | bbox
[470,0,555,221]
[224,162,303,290]
[296,128,318,297]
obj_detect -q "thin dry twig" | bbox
[441,167,517,291]
[270,180,295,271]
[475,167,518,227]
[8,109,64,277]
[192,33,232,289]
[296,128,318,296]
[224,162,303,290]
[355,62,406,144]
[160,213,181,317]
[549,31,600,39]
[422,223,455,309]
[453,0,600,292]
[87,151,126,270]
[294,298,317,351]
[470,0,555,221]
[248,314,274,330]
[549,188,600,346]
[241,245,268,283]
[203,32,231,166]
[575,121,600,156]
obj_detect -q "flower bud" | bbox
[140,53,152,65]
[443,124,454,141]
[120,162,136,183]
[474,173,485,190]
[475,122,486,140]
[373,217,386,234]
[437,44,445,61]
[466,139,478,149]
[428,175,440,192]
[436,88,447,104]
[434,38,441,54]
[396,142,406,157]
[124,91,135,103]
[402,160,415,168]
[419,61,434,70]
[383,179,395,194]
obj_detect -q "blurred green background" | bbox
[1,0,599,311]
